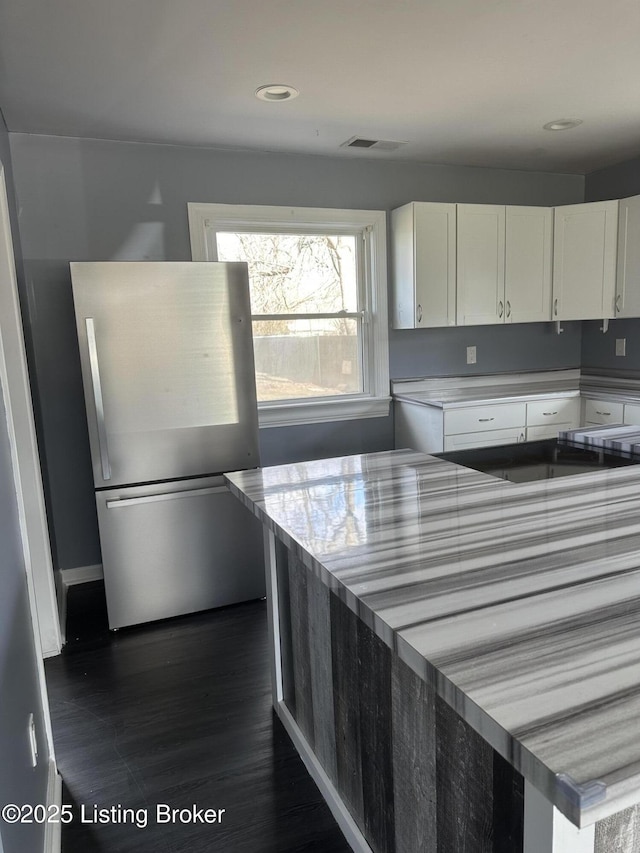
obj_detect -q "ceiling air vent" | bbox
[341,136,407,151]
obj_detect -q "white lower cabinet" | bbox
[444,402,526,451]
[579,398,640,428]
[583,398,624,425]
[395,395,579,454]
[525,398,579,441]
[444,402,526,435]
[396,387,640,454]
[527,423,575,441]
[581,399,640,428]
[526,398,579,426]
[444,428,525,452]
[623,402,640,425]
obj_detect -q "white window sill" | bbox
[258,395,391,428]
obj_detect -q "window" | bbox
[188,203,390,427]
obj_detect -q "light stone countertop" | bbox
[226,448,640,828]
[393,384,581,408]
[391,370,582,409]
[392,370,640,408]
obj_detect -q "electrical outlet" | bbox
[616,338,626,357]
[466,346,477,365]
[27,713,38,767]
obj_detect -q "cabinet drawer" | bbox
[527,423,574,442]
[624,403,640,426]
[443,427,525,451]
[583,399,624,425]
[526,398,579,426]
[444,402,526,435]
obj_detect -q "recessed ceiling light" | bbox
[543,119,583,131]
[255,84,299,102]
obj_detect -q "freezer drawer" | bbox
[95,476,265,629]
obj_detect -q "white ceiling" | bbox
[1,0,639,174]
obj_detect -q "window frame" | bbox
[187,203,390,428]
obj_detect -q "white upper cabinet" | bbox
[391,202,456,329]
[456,204,552,325]
[392,197,633,329]
[615,194,640,318]
[456,204,505,325]
[552,200,618,321]
[504,206,553,323]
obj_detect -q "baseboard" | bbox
[41,643,63,659]
[59,563,104,587]
[275,701,372,853]
[43,760,62,853]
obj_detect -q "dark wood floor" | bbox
[44,583,351,852]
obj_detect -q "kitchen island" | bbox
[226,449,640,852]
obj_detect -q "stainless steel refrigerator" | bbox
[71,261,265,629]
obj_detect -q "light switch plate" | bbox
[467,346,477,365]
[616,338,626,357]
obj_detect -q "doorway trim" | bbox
[0,158,61,657]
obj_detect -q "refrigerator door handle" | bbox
[106,484,227,509]
[86,318,111,481]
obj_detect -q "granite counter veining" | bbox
[226,450,640,828]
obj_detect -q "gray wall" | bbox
[583,156,640,373]
[8,133,584,571]
[0,115,50,853]
[390,322,581,378]
[585,154,640,203]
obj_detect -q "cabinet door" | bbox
[527,423,574,441]
[615,195,640,318]
[623,402,640,426]
[456,204,506,325]
[443,427,524,451]
[505,206,553,323]
[526,397,580,427]
[552,201,618,321]
[391,202,456,328]
[394,400,444,453]
[444,402,526,435]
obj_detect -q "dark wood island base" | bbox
[227,450,640,853]
[272,537,525,853]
